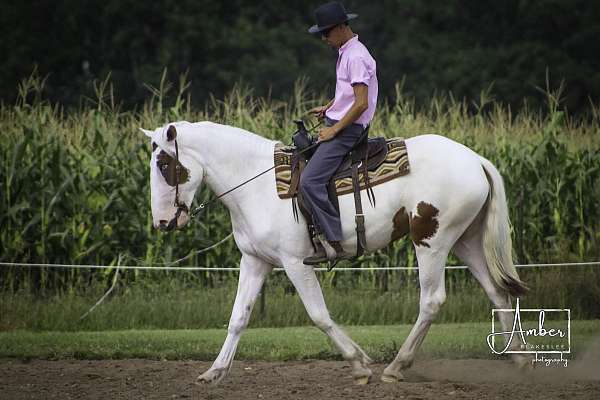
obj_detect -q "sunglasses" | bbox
[321,25,338,38]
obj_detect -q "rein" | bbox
[188,120,323,218]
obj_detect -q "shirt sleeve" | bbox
[347,56,371,86]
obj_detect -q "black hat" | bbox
[308,2,358,34]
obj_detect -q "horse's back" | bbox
[398,134,490,212]
[405,133,481,165]
[404,134,487,183]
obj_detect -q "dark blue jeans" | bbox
[299,118,366,242]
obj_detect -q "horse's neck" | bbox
[190,122,275,212]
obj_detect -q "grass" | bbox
[1,321,598,362]
[2,267,599,331]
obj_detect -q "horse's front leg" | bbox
[284,262,373,384]
[196,254,271,385]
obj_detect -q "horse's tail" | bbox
[479,157,528,298]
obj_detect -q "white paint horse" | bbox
[141,121,528,385]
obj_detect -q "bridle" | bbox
[166,138,189,230]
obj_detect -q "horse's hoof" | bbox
[519,359,535,371]
[514,355,534,371]
[351,359,372,385]
[381,372,405,383]
[195,368,227,386]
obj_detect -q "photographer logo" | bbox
[487,298,570,367]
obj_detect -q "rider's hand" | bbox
[317,126,339,142]
[308,105,328,119]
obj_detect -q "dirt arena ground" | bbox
[1,357,599,400]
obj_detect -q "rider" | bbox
[301,1,378,264]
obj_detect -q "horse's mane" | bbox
[186,121,276,150]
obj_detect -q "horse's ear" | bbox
[140,128,154,138]
[166,125,177,141]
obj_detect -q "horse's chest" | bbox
[231,220,278,260]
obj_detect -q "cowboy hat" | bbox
[308,2,358,34]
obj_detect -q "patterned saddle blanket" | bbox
[274,137,410,199]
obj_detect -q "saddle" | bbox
[289,120,389,258]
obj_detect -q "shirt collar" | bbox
[339,35,359,54]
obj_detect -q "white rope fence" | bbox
[4,234,595,320]
[1,260,600,271]
[3,229,599,271]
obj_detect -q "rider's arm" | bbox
[309,99,334,117]
[329,83,368,133]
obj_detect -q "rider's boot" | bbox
[303,234,352,265]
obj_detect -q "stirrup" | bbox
[318,236,338,261]
[303,235,351,266]
[327,259,340,271]
[303,241,327,265]
[319,235,352,268]
[303,253,328,265]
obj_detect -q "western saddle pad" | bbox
[274,137,410,199]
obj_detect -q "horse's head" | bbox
[141,124,204,231]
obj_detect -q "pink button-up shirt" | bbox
[325,35,378,127]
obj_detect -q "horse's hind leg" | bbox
[452,226,530,368]
[381,244,449,382]
[284,262,373,384]
[196,254,271,385]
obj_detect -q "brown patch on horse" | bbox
[156,150,189,186]
[410,202,440,248]
[391,207,410,242]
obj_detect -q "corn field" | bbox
[1,73,599,295]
